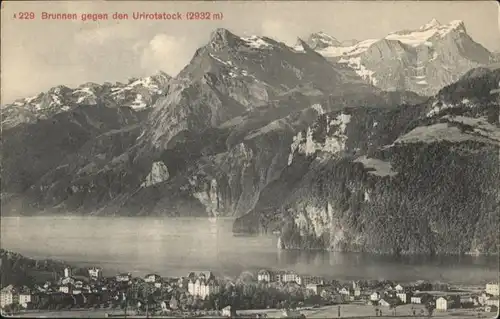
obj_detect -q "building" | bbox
[354,287,361,297]
[339,287,352,296]
[64,267,72,278]
[436,296,457,311]
[59,284,72,294]
[379,298,399,307]
[411,294,428,304]
[302,276,325,286]
[257,270,272,282]
[116,273,131,283]
[395,284,404,292]
[18,292,31,306]
[88,267,102,280]
[396,292,410,304]
[0,285,16,308]
[370,292,381,301]
[61,276,75,285]
[306,284,323,295]
[144,274,162,283]
[188,277,220,299]
[222,305,237,317]
[486,283,499,296]
[276,271,302,285]
[485,296,499,307]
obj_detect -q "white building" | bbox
[0,285,15,308]
[59,284,72,294]
[276,271,302,285]
[339,287,351,295]
[64,267,72,278]
[411,296,424,304]
[88,267,102,280]
[485,297,499,307]
[306,284,323,295]
[486,283,499,296]
[116,273,131,283]
[144,274,161,283]
[257,270,272,282]
[436,297,455,311]
[396,292,409,304]
[18,293,31,306]
[395,284,404,292]
[370,292,381,301]
[188,278,220,299]
[61,277,75,285]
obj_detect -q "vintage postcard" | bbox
[0,0,499,318]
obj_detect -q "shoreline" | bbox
[1,248,497,287]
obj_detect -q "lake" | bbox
[1,216,497,284]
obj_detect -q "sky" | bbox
[1,0,499,104]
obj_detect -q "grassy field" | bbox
[9,304,498,318]
[237,304,498,319]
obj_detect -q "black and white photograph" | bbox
[0,1,499,318]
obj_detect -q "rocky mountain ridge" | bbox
[1,71,171,130]
[304,19,495,96]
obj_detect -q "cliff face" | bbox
[234,67,500,255]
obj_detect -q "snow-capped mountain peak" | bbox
[306,31,341,50]
[385,20,466,46]
[308,19,491,96]
[419,18,441,30]
[209,28,243,51]
[2,72,172,129]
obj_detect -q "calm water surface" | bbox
[1,216,497,284]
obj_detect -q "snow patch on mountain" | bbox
[241,36,272,49]
[338,57,377,85]
[317,39,379,58]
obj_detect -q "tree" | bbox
[425,302,435,317]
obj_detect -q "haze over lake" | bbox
[1,216,497,284]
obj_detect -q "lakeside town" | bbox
[1,259,498,318]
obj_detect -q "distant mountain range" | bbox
[303,19,496,96]
[1,71,171,130]
[1,20,498,256]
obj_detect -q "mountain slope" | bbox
[1,28,425,218]
[138,28,380,154]
[305,19,494,96]
[233,67,500,255]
